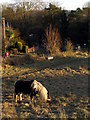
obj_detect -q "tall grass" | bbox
[66,40,74,53]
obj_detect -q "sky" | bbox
[0,0,89,10]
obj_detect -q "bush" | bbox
[13,48,18,54]
[66,40,74,52]
[17,42,23,51]
[23,45,28,53]
[10,41,15,48]
[9,50,13,55]
[43,24,62,55]
[6,28,13,38]
[9,33,14,40]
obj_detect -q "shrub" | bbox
[6,28,13,38]
[43,24,62,55]
[17,42,23,51]
[13,48,18,54]
[9,33,14,40]
[10,41,15,48]
[9,50,13,55]
[66,40,74,52]
[23,45,28,53]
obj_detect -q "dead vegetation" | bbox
[3,54,35,66]
[43,24,62,55]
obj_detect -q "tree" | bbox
[43,24,62,55]
[2,7,15,23]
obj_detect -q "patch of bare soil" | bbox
[1,55,90,119]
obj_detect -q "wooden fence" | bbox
[28,46,38,53]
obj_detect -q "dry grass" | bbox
[3,54,35,66]
[66,40,74,53]
[1,51,90,119]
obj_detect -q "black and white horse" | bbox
[31,80,51,102]
[14,80,51,103]
[14,80,37,103]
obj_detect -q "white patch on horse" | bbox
[31,80,51,102]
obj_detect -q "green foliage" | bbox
[49,3,61,13]
[23,45,28,53]
[17,42,23,51]
[6,28,13,39]
[10,41,15,48]
[9,33,14,40]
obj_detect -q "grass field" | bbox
[1,51,90,119]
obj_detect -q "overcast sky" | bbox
[0,0,89,10]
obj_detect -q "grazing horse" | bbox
[31,80,51,102]
[14,80,37,103]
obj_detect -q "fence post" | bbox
[2,17,6,39]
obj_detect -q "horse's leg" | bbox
[20,93,23,101]
[15,94,18,102]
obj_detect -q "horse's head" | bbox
[31,80,39,91]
